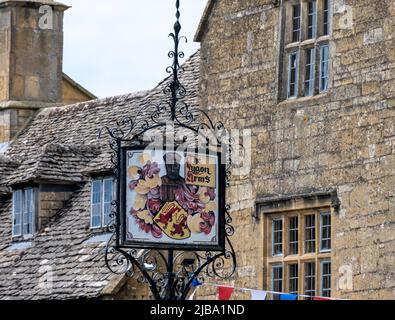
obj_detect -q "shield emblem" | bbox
[154,201,191,240]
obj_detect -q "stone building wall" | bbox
[197,0,394,299]
[1,4,65,103]
[0,108,36,142]
[62,77,95,105]
[0,1,67,145]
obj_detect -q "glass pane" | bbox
[307,1,317,39]
[272,265,283,299]
[272,219,283,256]
[320,45,330,92]
[103,204,111,226]
[289,264,299,295]
[103,179,113,202]
[320,213,331,251]
[289,216,299,255]
[292,4,301,42]
[23,189,34,235]
[103,179,114,226]
[92,180,101,204]
[12,191,22,236]
[305,214,316,253]
[288,51,299,98]
[91,180,102,227]
[304,48,316,96]
[304,262,316,298]
[321,261,331,297]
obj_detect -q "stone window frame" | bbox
[90,177,114,230]
[265,208,332,298]
[12,186,37,239]
[279,0,333,101]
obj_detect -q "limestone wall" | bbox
[197,0,395,300]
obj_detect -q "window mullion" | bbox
[284,216,289,257]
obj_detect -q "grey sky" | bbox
[63,0,207,98]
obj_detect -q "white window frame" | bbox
[102,178,114,227]
[90,178,114,229]
[320,212,331,252]
[272,218,283,257]
[12,188,35,238]
[12,190,22,237]
[319,44,330,92]
[288,263,299,295]
[304,214,316,254]
[304,47,316,96]
[323,0,331,36]
[307,0,317,39]
[292,3,302,43]
[287,50,300,98]
[288,216,299,255]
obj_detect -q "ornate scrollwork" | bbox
[103,0,237,300]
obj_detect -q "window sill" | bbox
[11,234,34,242]
[90,226,110,234]
[278,92,330,108]
[267,255,284,264]
[6,241,32,252]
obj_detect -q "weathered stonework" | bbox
[196,0,395,300]
[62,74,96,105]
[39,184,74,231]
[0,1,66,102]
[0,0,67,144]
[0,1,95,145]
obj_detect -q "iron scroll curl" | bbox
[102,0,237,300]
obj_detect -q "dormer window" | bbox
[12,188,35,238]
[91,178,114,229]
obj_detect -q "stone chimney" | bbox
[0,0,69,145]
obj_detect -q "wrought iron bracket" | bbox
[103,0,237,300]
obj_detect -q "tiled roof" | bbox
[0,51,200,300]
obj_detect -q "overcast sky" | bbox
[63,0,207,98]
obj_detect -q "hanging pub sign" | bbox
[119,147,226,251]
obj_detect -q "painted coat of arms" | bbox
[125,149,222,249]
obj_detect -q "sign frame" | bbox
[118,145,226,252]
